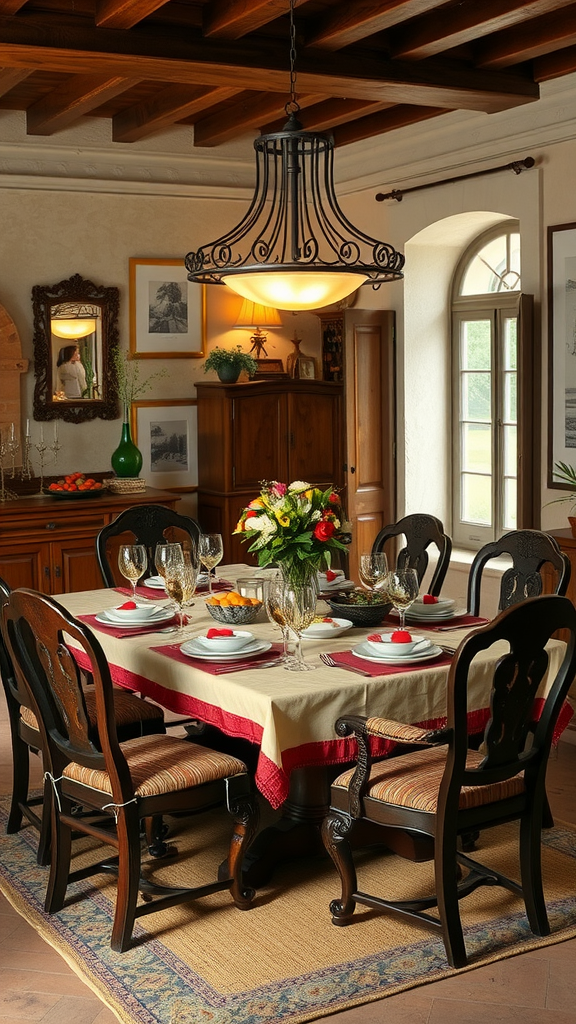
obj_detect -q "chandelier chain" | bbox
[285,0,300,116]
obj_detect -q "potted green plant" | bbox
[546,461,576,536]
[203,345,258,383]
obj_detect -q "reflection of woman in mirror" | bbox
[56,345,87,398]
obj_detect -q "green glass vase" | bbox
[111,416,143,478]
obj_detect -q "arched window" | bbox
[452,225,526,548]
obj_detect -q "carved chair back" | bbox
[467,529,570,616]
[96,503,201,587]
[371,513,452,596]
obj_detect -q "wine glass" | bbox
[164,545,199,631]
[383,568,419,629]
[264,574,292,663]
[118,544,147,601]
[154,542,181,585]
[358,552,389,593]
[281,582,317,672]
[198,533,224,594]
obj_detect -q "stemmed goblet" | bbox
[358,552,389,594]
[154,542,181,586]
[383,568,419,629]
[198,533,224,594]
[118,544,148,601]
[281,582,317,672]
[164,544,199,632]
[264,574,292,663]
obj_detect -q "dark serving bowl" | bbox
[326,593,392,628]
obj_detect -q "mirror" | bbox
[32,273,120,423]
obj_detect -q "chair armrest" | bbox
[365,716,450,745]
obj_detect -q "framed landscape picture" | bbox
[129,258,206,358]
[547,223,576,487]
[131,399,198,492]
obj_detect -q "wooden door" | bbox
[51,537,104,594]
[231,391,287,490]
[0,543,48,591]
[344,310,396,580]
[287,388,344,488]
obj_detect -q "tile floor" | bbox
[0,691,575,1024]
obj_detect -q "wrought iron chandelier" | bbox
[185,0,404,311]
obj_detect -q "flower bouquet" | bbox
[234,480,350,585]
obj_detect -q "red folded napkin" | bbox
[150,641,283,675]
[114,579,233,600]
[325,648,454,677]
[382,613,489,631]
[79,612,180,638]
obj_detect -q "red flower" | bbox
[314,520,335,541]
[245,509,257,519]
[329,492,340,505]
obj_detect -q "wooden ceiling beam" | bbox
[0,1,27,13]
[389,0,572,60]
[261,98,395,135]
[0,66,32,97]
[95,0,172,31]
[26,74,140,135]
[0,18,540,113]
[112,84,239,142]
[475,3,576,67]
[203,0,312,40]
[332,104,446,147]
[307,0,445,51]
[534,43,576,81]
[193,90,325,146]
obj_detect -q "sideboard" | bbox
[0,486,180,593]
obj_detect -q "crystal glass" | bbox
[264,574,291,663]
[117,544,147,600]
[154,542,181,581]
[383,568,419,629]
[281,582,317,672]
[164,544,199,632]
[358,552,389,593]
[198,533,224,594]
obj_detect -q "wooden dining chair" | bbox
[321,594,576,969]
[2,587,259,952]
[0,576,166,865]
[467,529,571,616]
[96,504,201,587]
[371,513,452,596]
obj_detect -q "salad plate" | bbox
[301,617,353,640]
[352,641,443,665]
[180,638,271,661]
[96,606,175,628]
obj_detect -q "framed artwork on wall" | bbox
[296,355,317,380]
[129,258,206,359]
[131,399,198,492]
[547,223,576,488]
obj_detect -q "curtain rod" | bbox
[375,156,535,203]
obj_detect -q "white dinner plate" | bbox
[319,578,355,592]
[180,638,272,661]
[352,641,444,665]
[301,618,353,640]
[405,607,466,623]
[96,606,175,628]
[143,576,166,589]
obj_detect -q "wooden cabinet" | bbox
[543,528,576,709]
[196,380,345,565]
[0,487,180,593]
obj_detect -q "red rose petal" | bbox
[391,629,412,643]
[118,601,137,610]
[325,569,338,582]
[206,627,234,638]
[422,594,438,604]
[367,633,383,642]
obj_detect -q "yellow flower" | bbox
[249,497,265,509]
[275,512,290,527]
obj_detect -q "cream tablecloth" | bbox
[58,566,570,808]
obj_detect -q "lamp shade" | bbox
[225,272,367,312]
[233,300,283,329]
[51,319,96,339]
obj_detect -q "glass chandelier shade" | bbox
[51,318,96,339]
[185,116,405,312]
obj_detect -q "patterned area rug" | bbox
[0,800,575,1024]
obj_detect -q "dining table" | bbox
[58,565,573,883]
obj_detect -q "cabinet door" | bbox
[0,543,49,591]
[51,538,105,594]
[232,392,288,489]
[287,390,343,487]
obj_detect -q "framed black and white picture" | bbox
[129,258,206,358]
[131,399,198,492]
[547,223,576,487]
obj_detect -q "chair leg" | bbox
[436,825,467,969]
[111,804,142,953]
[36,776,52,866]
[45,795,73,914]
[321,810,358,923]
[226,785,259,909]
[542,792,554,830]
[7,728,30,835]
[520,806,549,936]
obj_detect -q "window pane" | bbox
[503,477,517,531]
[462,473,492,525]
[504,317,517,370]
[504,371,517,422]
[461,320,491,369]
[503,424,517,476]
[460,231,521,295]
[462,372,491,420]
[462,423,491,472]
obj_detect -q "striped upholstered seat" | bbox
[20,688,165,733]
[63,734,247,798]
[332,745,525,813]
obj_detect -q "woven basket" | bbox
[102,477,147,494]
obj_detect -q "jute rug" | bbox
[0,799,575,1024]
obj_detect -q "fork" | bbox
[320,652,372,677]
